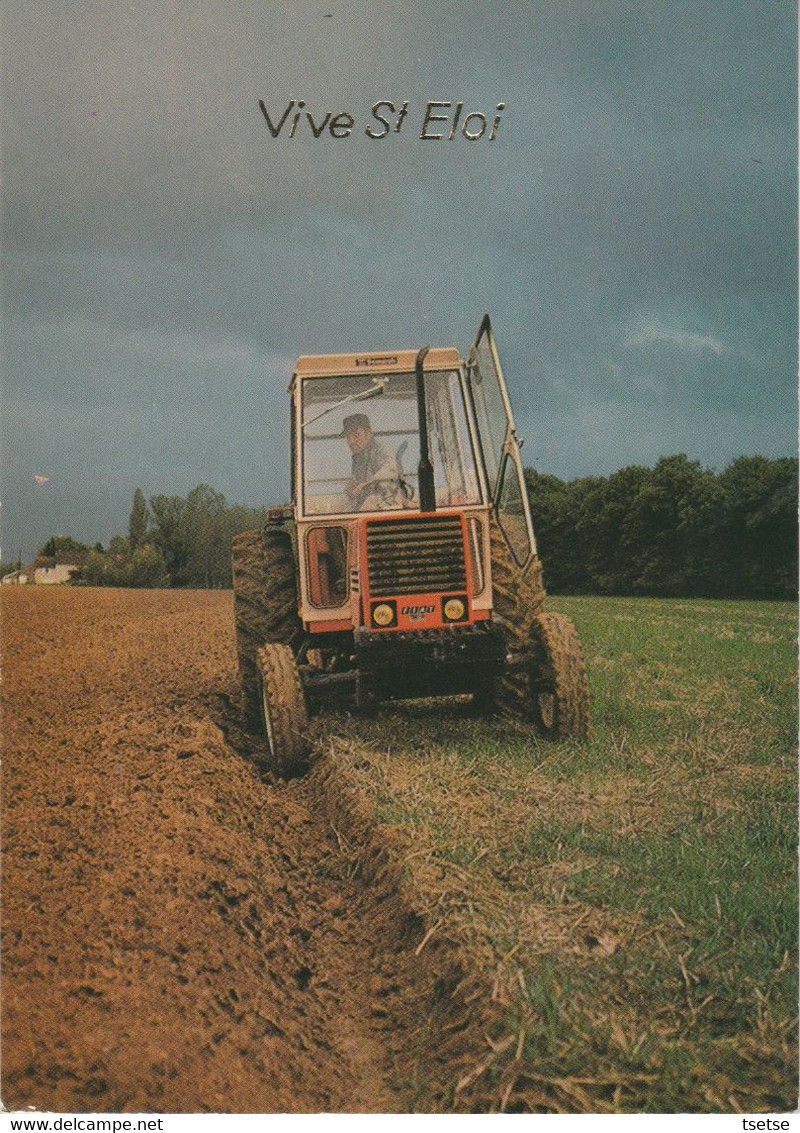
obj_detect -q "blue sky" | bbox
[2,0,796,560]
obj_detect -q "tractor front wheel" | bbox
[256,643,309,777]
[527,613,589,740]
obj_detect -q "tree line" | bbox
[30,486,273,590]
[526,454,797,600]
[10,454,797,598]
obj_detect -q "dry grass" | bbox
[310,596,797,1113]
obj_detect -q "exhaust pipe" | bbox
[415,346,436,512]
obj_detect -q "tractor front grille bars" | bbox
[365,515,467,597]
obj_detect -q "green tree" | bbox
[581,466,651,594]
[120,544,171,588]
[80,549,112,586]
[183,484,228,588]
[526,469,591,593]
[718,456,798,598]
[38,534,90,559]
[149,494,188,584]
[79,543,170,588]
[52,483,276,590]
[525,454,797,599]
[128,488,149,550]
[149,486,271,588]
[620,455,723,596]
[108,534,129,556]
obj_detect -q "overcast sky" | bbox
[2,0,796,561]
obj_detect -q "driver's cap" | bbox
[342,413,371,435]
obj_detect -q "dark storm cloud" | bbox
[2,0,796,558]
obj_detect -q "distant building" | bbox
[33,561,81,584]
[2,569,29,585]
[2,555,85,585]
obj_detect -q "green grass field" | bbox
[320,596,798,1112]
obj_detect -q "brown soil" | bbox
[1,588,474,1114]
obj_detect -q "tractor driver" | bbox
[342,413,409,511]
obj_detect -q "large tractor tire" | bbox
[527,612,589,740]
[256,643,309,776]
[232,527,302,731]
[487,517,546,714]
[487,520,589,739]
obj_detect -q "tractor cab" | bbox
[292,318,535,640]
[298,348,479,518]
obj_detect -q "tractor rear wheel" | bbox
[486,520,589,739]
[232,527,301,730]
[527,612,589,740]
[256,643,309,776]
[487,518,546,715]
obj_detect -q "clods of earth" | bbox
[2,588,478,1114]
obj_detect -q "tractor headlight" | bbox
[371,601,396,627]
[442,596,467,622]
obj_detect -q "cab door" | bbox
[467,315,537,565]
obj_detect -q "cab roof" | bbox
[293,346,462,378]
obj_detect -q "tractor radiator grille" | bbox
[365,515,467,597]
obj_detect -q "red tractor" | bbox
[233,316,588,774]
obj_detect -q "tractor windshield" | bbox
[301,370,482,516]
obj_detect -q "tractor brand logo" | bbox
[354,355,397,367]
[402,604,435,621]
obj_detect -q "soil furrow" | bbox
[1,588,449,1113]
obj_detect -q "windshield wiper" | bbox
[302,377,388,429]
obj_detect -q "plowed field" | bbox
[1,588,463,1114]
[4,587,796,1115]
